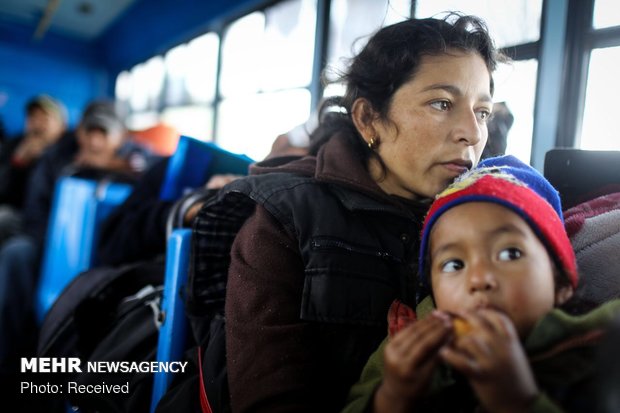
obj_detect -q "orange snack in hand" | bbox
[453,317,473,338]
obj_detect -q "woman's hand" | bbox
[374,311,453,413]
[205,174,242,189]
[439,309,538,413]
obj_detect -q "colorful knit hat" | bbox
[418,155,578,297]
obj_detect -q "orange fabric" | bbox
[130,123,180,156]
[387,299,416,337]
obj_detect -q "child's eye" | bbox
[440,259,464,273]
[498,247,523,261]
[430,100,451,111]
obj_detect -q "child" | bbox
[343,155,620,413]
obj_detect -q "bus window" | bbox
[580,46,620,150]
[415,1,543,164]
[593,0,620,28]
[217,0,316,159]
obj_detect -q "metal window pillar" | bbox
[555,0,594,149]
[310,0,331,111]
[212,24,226,144]
[530,0,570,171]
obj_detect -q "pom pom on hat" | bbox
[418,155,578,298]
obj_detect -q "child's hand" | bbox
[374,311,453,413]
[440,309,538,413]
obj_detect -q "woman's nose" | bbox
[454,109,483,147]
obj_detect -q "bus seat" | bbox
[150,228,192,412]
[544,148,620,209]
[564,192,620,311]
[131,123,181,157]
[159,135,253,201]
[152,135,250,408]
[545,149,620,312]
[151,188,212,412]
[35,175,133,323]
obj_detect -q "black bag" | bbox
[38,261,165,413]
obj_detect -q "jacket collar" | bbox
[250,137,429,218]
[525,299,620,359]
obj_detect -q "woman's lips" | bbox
[441,160,471,174]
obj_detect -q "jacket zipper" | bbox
[311,238,404,264]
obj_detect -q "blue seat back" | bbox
[150,228,192,412]
[151,138,252,410]
[159,135,253,201]
[36,176,133,322]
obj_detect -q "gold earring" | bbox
[368,136,379,150]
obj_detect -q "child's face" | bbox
[429,202,565,338]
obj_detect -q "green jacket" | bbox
[342,299,620,413]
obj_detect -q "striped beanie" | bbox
[418,155,578,297]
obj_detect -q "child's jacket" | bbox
[342,299,620,413]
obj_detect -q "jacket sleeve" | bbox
[97,157,172,266]
[22,149,58,244]
[226,204,326,412]
[341,338,387,413]
[0,139,26,207]
[527,393,565,413]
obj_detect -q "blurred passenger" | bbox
[24,100,157,243]
[97,129,312,267]
[0,100,156,384]
[267,132,311,159]
[0,95,67,243]
[481,101,514,159]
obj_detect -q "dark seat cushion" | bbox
[564,192,620,311]
[544,149,620,209]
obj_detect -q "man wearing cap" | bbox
[0,95,67,242]
[74,101,148,172]
[21,100,156,243]
[0,100,156,382]
[16,95,68,164]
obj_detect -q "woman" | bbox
[220,13,502,412]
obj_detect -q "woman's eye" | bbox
[430,100,451,111]
[476,109,492,122]
[498,247,522,261]
[440,259,464,273]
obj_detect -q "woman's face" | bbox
[362,50,493,200]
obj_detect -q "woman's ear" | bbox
[351,98,378,144]
[555,285,574,306]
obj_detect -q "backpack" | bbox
[156,190,257,413]
[37,260,165,413]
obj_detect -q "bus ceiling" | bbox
[0,0,269,71]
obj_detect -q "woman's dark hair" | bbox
[309,13,503,162]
